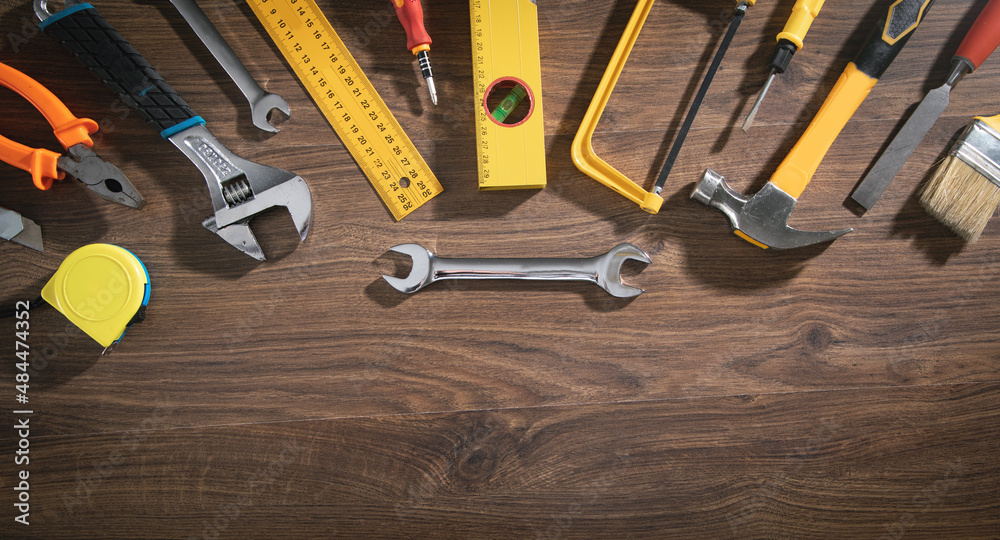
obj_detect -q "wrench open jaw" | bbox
[250,93,291,134]
[167,0,291,133]
[169,125,311,261]
[384,243,651,298]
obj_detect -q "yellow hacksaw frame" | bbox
[571,0,665,213]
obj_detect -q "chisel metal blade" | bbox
[852,83,952,210]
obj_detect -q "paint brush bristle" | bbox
[919,115,1000,242]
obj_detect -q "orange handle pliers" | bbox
[0,61,143,208]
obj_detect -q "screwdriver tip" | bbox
[427,76,438,106]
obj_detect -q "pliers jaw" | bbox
[59,144,145,209]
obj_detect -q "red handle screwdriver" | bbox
[391,0,437,105]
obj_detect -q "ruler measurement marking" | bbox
[471,0,492,185]
[249,0,441,219]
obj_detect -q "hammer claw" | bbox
[693,169,852,250]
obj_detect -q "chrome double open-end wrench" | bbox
[384,243,651,298]
[169,0,290,133]
[36,1,312,261]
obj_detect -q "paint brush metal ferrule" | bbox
[952,119,1000,188]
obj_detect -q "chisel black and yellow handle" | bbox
[770,0,935,199]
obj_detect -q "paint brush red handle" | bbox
[955,0,1000,70]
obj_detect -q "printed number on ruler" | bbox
[471,0,491,183]
[247,0,443,220]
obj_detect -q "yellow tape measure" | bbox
[247,0,443,220]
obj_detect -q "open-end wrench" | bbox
[36,0,311,261]
[383,243,651,298]
[168,0,289,133]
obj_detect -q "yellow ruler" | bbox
[247,0,442,220]
[470,0,546,190]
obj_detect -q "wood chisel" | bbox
[742,0,825,132]
[852,0,1000,210]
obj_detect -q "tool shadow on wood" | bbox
[544,0,646,230]
[711,0,797,154]
[889,146,969,265]
[645,21,724,189]
[332,2,425,118]
[653,187,833,290]
[544,135,654,237]
[21,307,104,391]
[550,0,634,138]
[921,0,995,95]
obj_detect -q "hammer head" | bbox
[691,169,852,250]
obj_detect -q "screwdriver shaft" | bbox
[416,50,437,105]
[741,0,824,131]
[742,69,777,132]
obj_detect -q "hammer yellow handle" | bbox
[771,0,934,199]
[771,63,876,198]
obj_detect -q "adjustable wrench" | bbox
[384,243,651,298]
[168,0,290,133]
[35,0,312,261]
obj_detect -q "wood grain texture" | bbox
[1,0,998,537]
[10,383,1000,539]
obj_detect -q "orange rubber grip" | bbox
[955,0,1000,69]
[0,61,99,189]
[0,136,63,190]
[392,0,432,53]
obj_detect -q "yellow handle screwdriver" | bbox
[742,0,825,131]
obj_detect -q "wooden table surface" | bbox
[2,0,999,537]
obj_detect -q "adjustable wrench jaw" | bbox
[168,125,312,261]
